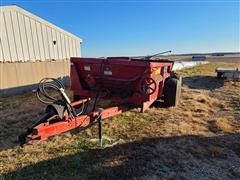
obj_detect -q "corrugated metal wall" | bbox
[0,5,82,62]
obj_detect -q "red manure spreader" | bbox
[19,55,181,146]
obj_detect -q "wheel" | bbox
[164,78,181,107]
[140,77,157,95]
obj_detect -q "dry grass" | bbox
[208,117,236,133]
[0,62,240,179]
[179,62,240,76]
[206,56,240,63]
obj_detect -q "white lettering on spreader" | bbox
[84,66,91,71]
[104,70,112,75]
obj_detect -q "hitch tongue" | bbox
[18,128,32,146]
[18,109,56,146]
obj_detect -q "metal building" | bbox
[0,5,82,62]
[0,5,82,95]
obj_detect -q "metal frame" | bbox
[28,98,127,141]
[20,57,175,144]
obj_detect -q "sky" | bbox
[0,0,239,57]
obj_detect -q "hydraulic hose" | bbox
[36,78,65,104]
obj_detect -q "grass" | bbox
[178,62,239,77]
[0,62,240,179]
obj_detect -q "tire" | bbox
[164,78,181,107]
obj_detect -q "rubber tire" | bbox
[164,78,181,107]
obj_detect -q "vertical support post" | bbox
[97,108,103,147]
[98,114,102,147]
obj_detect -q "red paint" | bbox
[28,57,174,141]
[71,57,173,111]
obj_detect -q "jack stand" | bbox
[97,108,103,147]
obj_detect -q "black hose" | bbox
[36,78,65,104]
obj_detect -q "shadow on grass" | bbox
[183,76,224,90]
[151,100,167,108]
[3,134,240,179]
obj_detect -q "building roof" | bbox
[0,5,82,42]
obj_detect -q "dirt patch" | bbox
[0,62,240,179]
